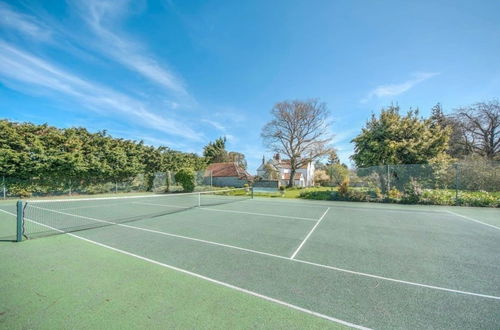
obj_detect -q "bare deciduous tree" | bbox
[454,100,500,160]
[261,99,333,187]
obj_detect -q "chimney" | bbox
[274,153,280,161]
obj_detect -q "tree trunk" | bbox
[288,168,295,188]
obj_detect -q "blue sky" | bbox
[1,0,499,172]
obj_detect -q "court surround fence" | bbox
[1,170,216,199]
[350,160,499,194]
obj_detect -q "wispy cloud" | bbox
[0,2,51,40]
[201,119,226,132]
[0,41,202,141]
[72,0,188,97]
[331,128,358,144]
[362,72,440,102]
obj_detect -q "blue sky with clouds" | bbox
[1,0,499,172]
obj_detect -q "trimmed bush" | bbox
[174,168,196,192]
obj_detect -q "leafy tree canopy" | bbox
[351,105,451,167]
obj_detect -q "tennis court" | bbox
[1,191,499,329]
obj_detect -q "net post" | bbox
[16,200,23,242]
[197,192,201,207]
[251,187,254,199]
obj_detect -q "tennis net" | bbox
[18,188,252,240]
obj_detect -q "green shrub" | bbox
[299,190,332,200]
[8,185,33,198]
[388,188,402,200]
[346,189,369,202]
[402,178,423,204]
[174,168,195,192]
[338,178,349,196]
[456,191,499,207]
[421,189,454,205]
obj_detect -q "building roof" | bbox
[205,162,252,179]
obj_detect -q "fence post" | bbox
[2,176,5,200]
[16,201,23,242]
[454,163,459,204]
[387,165,390,192]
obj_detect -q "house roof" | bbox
[205,162,252,179]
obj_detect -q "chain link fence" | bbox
[350,160,499,194]
[1,170,216,199]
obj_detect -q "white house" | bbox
[256,154,315,187]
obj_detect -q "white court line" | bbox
[290,208,330,259]
[22,206,500,301]
[0,208,15,216]
[2,209,369,329]
[59,202,126,211]
[445,210,500,231]
[200,207,318,222]
[134,201,318,222]
[250,197,447,214]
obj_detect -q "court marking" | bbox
[59,202,127,211]
[3,208,369,330]
[445,210,500,231]
[20,206,500,300]
[0,208,15,216]
[290,208,330,259]
[250,197,452,214]
[133,201,319,222]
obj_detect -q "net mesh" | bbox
[21,188,251,239]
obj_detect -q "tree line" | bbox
[352,100,500,167]
[259,99,499,187]
[0,120,206,195]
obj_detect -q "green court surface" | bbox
[1,195,499,329]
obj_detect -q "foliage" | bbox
[388,188,402,200]
[202,137,248,169]
[338,178,349,196]
[203,137,228,164]
[326,150,340,165]
[453,100,500,160]
[174,168,196,192]
[326,163,349,186]
[430,103,468,158]
[313,170,330,186]
[262,163,279,180]
[0,120,206,196]
[227,151,247,169]
[261,99,333,187]
[298,186,498,207]
[456,191,499,207]
[351,105,451,167]
[401,178,423,203]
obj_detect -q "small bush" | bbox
[299,190,333,200]
[388,188,402,200]
[338,178,349,196]
[402,178,423,204]
[456,191,499,207]
[174,168,195,192]
[421,189,454,205]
